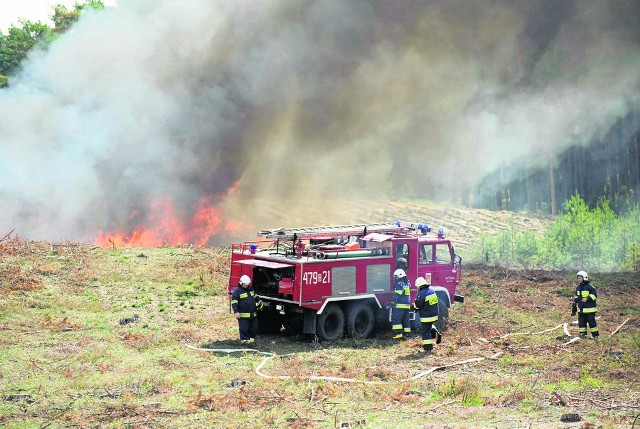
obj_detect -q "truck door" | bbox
[433,242,456,298]
[393,239,417,288]
[418,242,454,281]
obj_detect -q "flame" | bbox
[95,182,244,247]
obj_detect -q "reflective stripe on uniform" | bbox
[396,303,411,309]
[589,294,596,301]
[580,291,589,297]
[239,312,257,318]
[422,339,433,345]
[425,294,438,305]
[582,307,597,313]
[590,327,599,333]
[392,324,403,330]
[395,290,403,295]
[239,293,248,298]
[404,328,411,333]
[420,316,438,323]
[230,300,238,305]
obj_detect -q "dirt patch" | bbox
[0,265,44,292]
[120,332,150,349]
[188,385,290,412]
[40,316,84,332]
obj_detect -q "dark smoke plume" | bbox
[1,0,639,243]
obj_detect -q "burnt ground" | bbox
[0,238,638,428]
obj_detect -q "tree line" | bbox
[466,112,640,216]
[0,0,104,88]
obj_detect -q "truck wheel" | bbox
[316,305,344,342]
[258,308,282,334]
[345,302,375,339]
[434,300,449,332]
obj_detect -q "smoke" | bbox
[1,0,639,243]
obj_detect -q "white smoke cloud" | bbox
[0,0,638,242]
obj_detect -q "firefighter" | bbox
[395,257,408,271]
[391,268,412,339]
[572,270,598,338]
[413,276,442,352]
[230,274,263,345]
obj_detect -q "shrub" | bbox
[470,194,640,271]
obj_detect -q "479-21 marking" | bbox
[302,270,330,285]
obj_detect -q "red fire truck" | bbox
[228,222,463,341]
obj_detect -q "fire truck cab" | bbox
[228,222,463,341]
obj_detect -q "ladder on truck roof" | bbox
[258,221,429,240]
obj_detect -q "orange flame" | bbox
[95,182,244,247]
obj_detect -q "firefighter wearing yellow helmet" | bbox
[413,276,442,352]
[573,271,598,338]
[230,274,263,345]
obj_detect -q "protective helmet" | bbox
[415,277,430,287]
[576,271,588,281]
[393,269,406,278]
[397,257,407,264]
[239,275,251,285]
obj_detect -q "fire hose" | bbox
[185,319,582,384]
[184,343,484,384]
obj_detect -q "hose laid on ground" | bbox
[184,344,274,356]
[185,343,487,385]
[185,319,582,384]
[500,323,569,339]
[499,322,580,346]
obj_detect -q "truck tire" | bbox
[316,305,344,342]
[258,308,282,334]
[345,302,375,339]
[434,300,449,332]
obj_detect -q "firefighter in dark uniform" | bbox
[572,270,598,338]
[413,276,442,352]
[391,269,412,339]
[395,257,408,271]
[230,275,263,345]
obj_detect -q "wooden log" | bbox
[607,318,631,339]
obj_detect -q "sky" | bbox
[0,0,117,32]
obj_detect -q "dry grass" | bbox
[0,236,638,429]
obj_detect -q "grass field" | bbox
[1,238,639,428]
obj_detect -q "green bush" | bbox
[470,194,640,271]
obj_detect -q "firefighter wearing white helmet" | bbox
[572,270,599,338]
[413,276,441,352]
[391,268,412,339]
[230,274,264,345]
